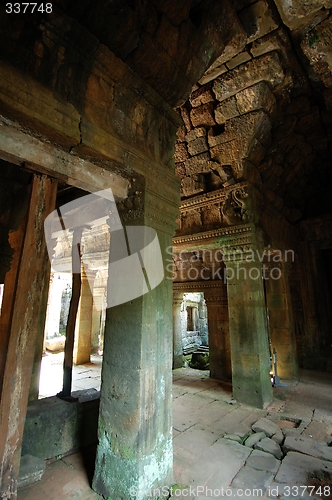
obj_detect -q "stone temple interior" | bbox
[0,0,332,499]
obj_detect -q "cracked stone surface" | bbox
[18,364,332,500]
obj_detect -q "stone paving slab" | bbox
[246,449,281,473]
[231,465,275,494]
[302,421,332,443]
[283,435,332,461]
[173,409,197,432]
[274,451,332,484]
[313,409,332,424]
[173,424,219,457]
[212,409,261,435]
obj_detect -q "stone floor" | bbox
[18,355,332,500]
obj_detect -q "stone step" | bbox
[18,455,46,489]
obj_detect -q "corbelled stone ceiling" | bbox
[173,0,332,224]
[63,0,332,222]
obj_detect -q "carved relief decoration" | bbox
[221,186,250,225]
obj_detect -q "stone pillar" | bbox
[265,260,299,379]
[90,283,106,354]
[173,292,184,368]
[28,258,53,401]
[224,231,273,408]
[205,282,231,381]
[44,272,63,339]
[73,269,96,365]
[0,174,57,500]
[92,186,176,500]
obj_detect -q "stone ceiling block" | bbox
[226,51,252,70]
[187,136,209,156]
[190,102,216,127]
[239,0,280,43]
[209,111,272,179]
[273,0,332,30]
[235,81,277,116]
[174,142,189,163]
[213,52,284,102]
[198,0,247,85]
[215,96,240,124]
[301,16,332,89]
[185,127,207,142]
[189,85,214,108]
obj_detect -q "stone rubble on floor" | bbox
[172,369,332,500]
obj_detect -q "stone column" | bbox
[93,183,177,500]
[0,174,57,500]
[44,272,63,339]
[224,229,273,408]
[173,292,184,368]
[90,283,106,354]
[28,258,53,401]
[205,282,231,381]
[73,268,96,365]
[264,260,299,379]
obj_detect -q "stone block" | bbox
[273,0,332,30]
[252,417,283,438]
[176,126,186,142]
[190,102,216,127]
[184,152,214,175]
[181,176,205,197]
[45,336,66,352]
[272,430,284,445]
[210,140,241,169]
[302,421,332,444]
[187,137,209,156]
[22,392,99,460]
[198,1,247,85]
[180,106,193,132]
[189,85,215,108]
[250,27,289,58]
[199,63,228,86]
[213,52,284,102]
[185,127,207,142]
[239,0,279,43]
[245,431,267,448]
[175,162,186,179]
[246,449,281,473]
[174,142,189,163]
[235,82,276,115]
[226,51,252,70]
[215,96,239,124]
[255,437,282,459]
[275,451,332,484]
[283,435,332,462]
[231,465,274,493]
[18,455,46,489]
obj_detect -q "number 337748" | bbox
[6,3,53,13]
